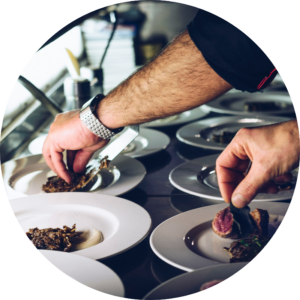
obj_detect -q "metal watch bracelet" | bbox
[79,95,123,139]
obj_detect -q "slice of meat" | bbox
[212,207,240,239]
[250,208,269,237]
[200,280,223,291]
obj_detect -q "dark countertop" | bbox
[98,118,229,299]
[15,82,293,299]
[96,108,293,298]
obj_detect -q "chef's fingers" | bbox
[231,163,271,208]
[72,150,95,174]
[50,144,72,183]
[217,168,245,203]
[72,139,110,173]
[216,149,250,203]
[273,172,293,183]
[67,150,77,172]
[42,135,58,174]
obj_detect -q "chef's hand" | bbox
[42,110,109,184]
[216,120,299,208]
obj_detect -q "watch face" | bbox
[90,94,105,113]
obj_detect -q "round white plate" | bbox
[0,250,124,299]
[28,128,170,158]
[125,128,170,158]
[169,154,296,201]
[150,202,288,272]
[176,116,291,150]
[11,193,152,260]
[141,107,209,128]
[144,262,247,299]
[2,154,146,199]
[201,92,294,116]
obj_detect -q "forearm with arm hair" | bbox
[97,30,232,129]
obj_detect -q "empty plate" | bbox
[169,154,296,201]
[176,116,291,150]
[28,128,170,158]
[0,250,124,299]
[141,107,209,128]
[201,92,294,116]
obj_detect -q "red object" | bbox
[257,68,300,90]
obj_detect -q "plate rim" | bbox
[11,192,152,260]
[201,91,293,116]
[1,153,146,199]
[169,154,296,201]
[28,129,171,159]
[0,250,125,299]
[142,262,300,300]
[141,107,209,128]
[176,115,291,150]
[150,202,289,272]
[127,128,170,158]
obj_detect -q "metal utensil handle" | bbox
[97,125,139,161]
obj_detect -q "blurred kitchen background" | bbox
[0,1,286,162]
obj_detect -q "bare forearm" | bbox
[98,30,232,129]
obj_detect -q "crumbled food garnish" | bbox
[42,156,110,193]
[223,234,270,263]
[26,224,81,252]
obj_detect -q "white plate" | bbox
[150,202,288,272]
[201,92,294,116]
[176,116,290,150]
[28,128,170,158]
[2,154,146,199]
[123,128,170,158]
[169,154,296,201]
[144,263,247,299]
[141,107,209,128]
[0,250,124,299]
[11,193,152,260]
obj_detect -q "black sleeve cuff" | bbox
[187,10,277,93]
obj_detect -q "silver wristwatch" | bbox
[79,94,124,139]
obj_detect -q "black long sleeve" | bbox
[187,9,277,92]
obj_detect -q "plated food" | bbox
[26,224,104,252]
[150,202,288,272]
[176,116,291,150]
[11,193,152,260]
[169,154,296,201]
[212,206,270,262]
[2,154,146,199]
[42,156,110,193]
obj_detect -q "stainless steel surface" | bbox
[18,75,63,116]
